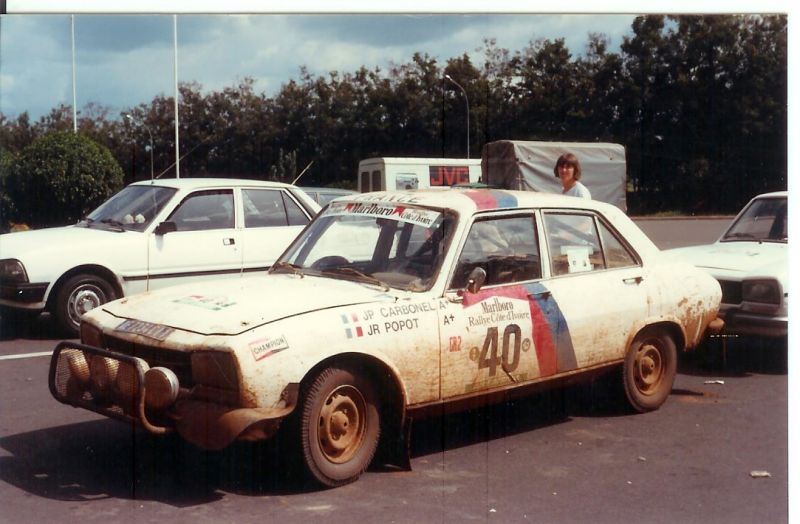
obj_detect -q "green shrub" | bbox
[5,132,124,228]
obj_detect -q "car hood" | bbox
[668,241,787,278]
[0,224,127,259]
[99,273,398,336]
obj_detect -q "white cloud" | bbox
[1,13,641,119]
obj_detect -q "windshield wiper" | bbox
[271,261,305,277]
[321,267,389,291]
[99,218,127,232]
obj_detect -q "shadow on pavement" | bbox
[0,312,62,341]
[679,335,787,377]
[1,380,638,502]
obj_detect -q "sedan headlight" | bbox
[0,259,28,282]
[80,322,105,347]
[742,279,781,304]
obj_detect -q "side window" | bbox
[598,221,638,269]
[281,192,310,226]
[450,215,541,289]
[167,190,233,231]
[242,189,308,228]
[543,213,604,276]
[360,172,370,193]
[371,170,382,191]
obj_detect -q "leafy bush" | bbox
[0,148,17,232]
[4,132,124,228]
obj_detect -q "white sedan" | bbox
[0,178,320,335]
[49,189,722,487]
[668,191,787,337]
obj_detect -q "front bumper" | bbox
[0,281,48,310]
[48,342,295,449]
[718,308,788,338]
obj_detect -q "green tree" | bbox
[5,132,124,228]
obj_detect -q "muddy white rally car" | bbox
[49,189,722,487]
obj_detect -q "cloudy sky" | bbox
[0,13,643,120]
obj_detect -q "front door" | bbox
[147,189,241,290]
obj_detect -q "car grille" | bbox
[104,335,194,387]
[718,280,742,305]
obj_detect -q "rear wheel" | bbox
[53,273,116,337]
[622,329,677,412]
[300,366,380,487]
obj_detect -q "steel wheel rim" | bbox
[634,342,663,395]
[317,385,366,464]
[67,283,106,327]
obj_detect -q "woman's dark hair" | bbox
[553,153,582,180]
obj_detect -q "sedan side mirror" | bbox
[154,221,177,236]
[466,267,487,294]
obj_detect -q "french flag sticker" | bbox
[341,313,364,338]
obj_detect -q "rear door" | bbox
[539,210,647,367]
[238,188,314,272]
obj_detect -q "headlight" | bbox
[0,259,28,282]
[80,322,105,347]
[742,279,781,304]
[191,351,239,390]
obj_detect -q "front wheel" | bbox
[622,329,677,412]
[53,273,116,337]
[300,366,380,488]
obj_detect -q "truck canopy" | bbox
[481,141,627,211]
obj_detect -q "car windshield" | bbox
[83,185,177,232]
[721,196,787,243]
[274,200,456,291]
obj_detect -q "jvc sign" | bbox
[429,166,470,186]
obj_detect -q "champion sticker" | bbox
[250,335,289,361]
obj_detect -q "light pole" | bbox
[124,113,154,181]
[444,74,470,159]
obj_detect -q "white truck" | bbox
[481,141,628,211]
[357,157,481,192]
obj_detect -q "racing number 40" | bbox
[479,324,521,376]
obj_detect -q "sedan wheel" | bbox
[54,274,115,337]
[300,366,380,487]
[623,329,677,412]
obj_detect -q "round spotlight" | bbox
[144,367,180,410]
[63,349,90,385]
[115,358,149,412]
[90,356,119,391]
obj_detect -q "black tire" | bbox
[53,273,116,337]
[622,329,677,412]
[300,366,380,488]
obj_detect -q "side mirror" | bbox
[154,221,177,236]
[466,267,487,294]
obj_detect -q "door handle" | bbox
[223,238,235,246]
[623,276,643,285]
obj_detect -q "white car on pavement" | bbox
[0,178,320,335]
[49,189,722,487]
[668,191,787,337]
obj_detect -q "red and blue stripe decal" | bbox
[462,283,577,377]
[462,189,519,210]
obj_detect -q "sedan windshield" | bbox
[83,185,177,232]
[721,197,787,243]
[274,201,456,291]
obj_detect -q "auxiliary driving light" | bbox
[64,349,90,385]
[144,367,180,410]
[115,357,149,411]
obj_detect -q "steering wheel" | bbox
[310,255,350,270]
